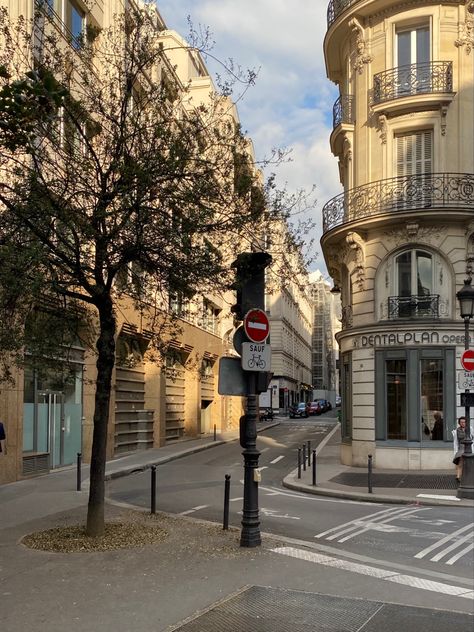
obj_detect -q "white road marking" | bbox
[415,523,474,559]
[270,455,285,464]
[417,493,460,501]
[261,508,300,520]
[230,497,243,502]
[337,508,424,543]
[446,542,474,566]
[315,506,428,542]
[272,546,473,599]
[430,531,474,563]
[179,505,209,515]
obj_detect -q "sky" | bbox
[156,0,341,275]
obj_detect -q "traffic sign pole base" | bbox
[457,445,474,500]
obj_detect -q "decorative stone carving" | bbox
[440,105,448,136]
[383,225,447,247]
[378,114,388,144]
[346,231,366,290]
[349,18,373,74]
[455,1,474,54]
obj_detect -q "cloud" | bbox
[157,0,341,273]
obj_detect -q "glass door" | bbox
[38,391,65,468]
[396,26,430,95]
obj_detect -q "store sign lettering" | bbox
[355,332,468,348]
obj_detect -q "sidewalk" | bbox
[1,417,473,632]
[283,421,474,508]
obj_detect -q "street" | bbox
[107,417,474,611]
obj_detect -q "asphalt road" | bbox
[107,418,474,587]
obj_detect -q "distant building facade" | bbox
[308,272,341,402]
[321,0,474,469]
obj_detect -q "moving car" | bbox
[289,402,309,418]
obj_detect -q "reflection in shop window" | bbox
[386,359,407,439]
[420,359,444,440]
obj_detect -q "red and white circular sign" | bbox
[461,349,474,371]
[243,308,270,343]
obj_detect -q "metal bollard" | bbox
[214,424,217,441]
[151,465,157,514]
[76,453,82,492]
[302,443,307,471]
[223,474,231,530]
[307,440,312,466]
[312,449,317,486]
[297,448,302,479]
[368,454,373,494]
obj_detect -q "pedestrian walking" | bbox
[452,416,466,484]
[0,421,6,456]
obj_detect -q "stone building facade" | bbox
[321,0,474,469]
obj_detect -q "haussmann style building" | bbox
[321,0,474,470]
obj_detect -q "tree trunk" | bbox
[86,295,116,537]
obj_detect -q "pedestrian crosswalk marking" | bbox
[272,546,473,600]
[415,523,474,564]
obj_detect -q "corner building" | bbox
[321,0,474,469]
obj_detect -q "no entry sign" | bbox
[461,349,474,371]
[243,308,270,343]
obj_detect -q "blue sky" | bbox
[156,0,341,274]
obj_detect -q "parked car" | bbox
[289,402,309,418]
[316,399,332,413]
[335,395,341,407]
[307,401,322,415]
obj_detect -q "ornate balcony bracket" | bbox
[346,231,366,290]
[377,114,388,144]
[455,1,474,54]
[349,18,373,75]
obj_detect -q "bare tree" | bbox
[0,4,315,535]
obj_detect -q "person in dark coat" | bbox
[431,412,444,441]
[452,416,466,483]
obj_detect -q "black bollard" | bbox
[368,454,373,494]
[214,424,217,441]
[76,452,82,492]
[223,474,231,530]
[312,449,317,486]
[151,465,157,514]
[302,443,307,471]
[297,448,302,479]
[307,440,312,466]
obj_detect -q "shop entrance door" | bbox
[38,391,65,469]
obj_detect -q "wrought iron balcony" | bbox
[327,0,356,27]
[388,295,439,320]
[333,95,355,129]
[373,62,453,105]
[322,173,474,232]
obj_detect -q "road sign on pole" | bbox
[458,371,474,389]
[461,349,474,371]
[241,342,271,372]
[243,308,270,343]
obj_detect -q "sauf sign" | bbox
[241,342,271,372]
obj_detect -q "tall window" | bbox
[396,250,432,297]
[396,26,430,95]
[386,359,407,440]
[65,0,85,49]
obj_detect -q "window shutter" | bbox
[396,130,432,176]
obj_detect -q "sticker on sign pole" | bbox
[243,308,270,343]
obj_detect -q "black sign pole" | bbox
[240,371,261,547]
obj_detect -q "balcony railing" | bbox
[333,95,355,129]
[322,173,474,232]
[388,295,439,319]
[327,0,355,27]
[373,62,453,105]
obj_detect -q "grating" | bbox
[330,472,457,489]
[170,586,473,631]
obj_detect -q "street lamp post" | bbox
[456,277,474,500]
